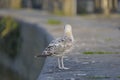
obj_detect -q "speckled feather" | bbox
[35,24,74,58]
[42,36,73,56]
[35,24,74,69]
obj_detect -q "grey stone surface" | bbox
[0,11,53,80]
[0,9,120,80]
[12,22,53,80]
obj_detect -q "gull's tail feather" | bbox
[34,54,50,58]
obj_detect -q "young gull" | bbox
[35,24,74,69]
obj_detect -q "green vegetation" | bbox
[0,16,18,37]
[84,76,120,79]
[47,19,62,25]
[83,51,120,54]
[0,16,21,59]
[86,76,111,79]
[117,76,120,78]
[105,37,112,41]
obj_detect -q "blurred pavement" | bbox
[0,9,120,80]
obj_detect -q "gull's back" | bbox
[41,24,74,57]
[42,36,73,56]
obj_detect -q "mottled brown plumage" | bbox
[35,24,74,69]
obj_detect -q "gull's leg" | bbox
[61,56,69,69]
[58,57,62,69]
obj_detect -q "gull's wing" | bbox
[35,36,73,57]
[35,37,65,57]
[42,37,65,56]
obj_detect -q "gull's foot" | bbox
[61,67,70,70]
[58,66,69,70]
[58,66,63,69]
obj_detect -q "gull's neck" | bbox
[64,30,74,42]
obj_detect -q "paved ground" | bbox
[0,9,120,80]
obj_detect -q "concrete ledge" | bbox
[13,20,54,80]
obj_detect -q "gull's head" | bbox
[64,24,72,32]
[64,24,73,36]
